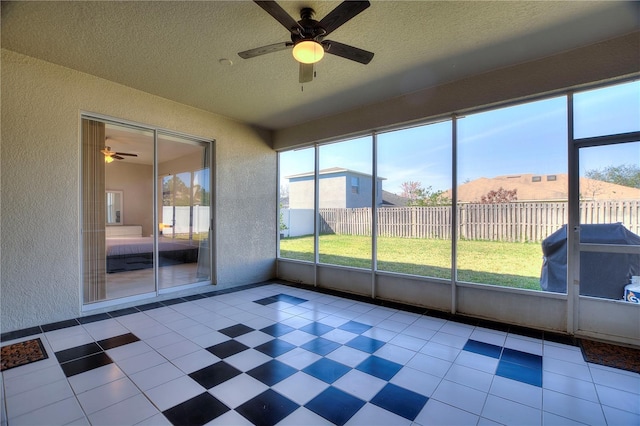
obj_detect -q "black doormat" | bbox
[1,338,49,371]
[580,339,640,374]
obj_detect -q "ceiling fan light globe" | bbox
[104,156,114,163]
[292,40,324,64]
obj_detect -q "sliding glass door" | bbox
[82,116,213,306]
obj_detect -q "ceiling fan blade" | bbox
[254,1,303,33]
[318,1,370,36]
[113,155,124,160]
[114,152,138,157]
[299,63,314,83]
[238,42,291,59]
[323,40,374,64]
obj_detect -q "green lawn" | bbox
[280,234,543,290]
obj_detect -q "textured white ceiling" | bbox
[2,1,639,130]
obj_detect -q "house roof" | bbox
[445,173,640,202]
[2,1,637,131]
[286,167,385,180]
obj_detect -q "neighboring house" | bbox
[287,167,384,209]
[445,173,640,202]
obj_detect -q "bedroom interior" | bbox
[94,120,212,304]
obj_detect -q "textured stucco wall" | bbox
[1,49,276,333]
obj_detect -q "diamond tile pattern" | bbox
[2,284,638,426]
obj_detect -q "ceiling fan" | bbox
[238,0,374,83]
[101,146,138,163]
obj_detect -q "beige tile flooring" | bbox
[106,264,203,299]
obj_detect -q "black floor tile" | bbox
[41,319,80,332]
[236,389,299,426]
[206,340,249,358]
[356,356,402,381]
[1,326,43,342]
[219,324,254,338]
[299,322,334,336]
[463,339,503,359]
[300,337,341,356]
[183,294,206,301]
[305,386,365,426]
[161,298,187,306]
[247,359,297,386]
[338,321,372,334]
[496,360,543,387]
[254,339,296,357]
[137,302,164,311]
[501,347,543,370]
[260,323,296,337]
[98,333,139,350]
[78,313,111,324]
[60,352,112,377]
[345,335,385,353]
[303,358,351,384]
[108,307,139,317]
[370,383,429,421]
[189,361,242,389]
[253,296,279,306]
[275,294,308,305]
[162,392,229,426]
[55,342,102,363]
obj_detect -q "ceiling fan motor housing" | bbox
[291,8,326,44]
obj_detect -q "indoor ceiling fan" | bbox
[101,146,138,163]
[238,0,374,83]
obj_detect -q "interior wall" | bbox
[1,49,276,333]
[106,161,154,235]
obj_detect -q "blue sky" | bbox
[280,80,639,195]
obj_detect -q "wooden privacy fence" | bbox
[318,200,640,242]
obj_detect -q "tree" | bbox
[585,164,640,189]
[479,187,517,204]
[400,181,451,206]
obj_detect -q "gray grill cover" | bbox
[540,223,640,299]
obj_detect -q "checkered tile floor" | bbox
[2,283,639,425]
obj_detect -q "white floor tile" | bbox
[271,371,329,405]
[346,402,412,425]
[208,373,269,408]
[420,341,462,362]
[431,380,488,415]
[589,366,640,394]
[233,330,273,347]
[388,334,427,351]
[542,371,598,402]
[276,347,322,370]
[155,338,201,360]
[68,363,126,394]
[373,343,416,365]
[3,364,66,397]
[87,393,159,426]
[482,394,542,426]
[595,383,640,415]
[489,376,542,409]
[602,405,640,426]
[76,377,139,414]
[389,366,441,397]
[172,348,220,374]
[115,348,167,375]
[144,376,205,411]
[542,389,606,425]
[136,412,173,425]
[333,369,387,401]
[224,348,272,372]
[541,411,586,426]
[504,335,543,356]
[415,399,479,426]
[105,340,153,362]
[543,343,585,364]
[8,397,85,426]
[454,350,500,374]
[129,362,184,391]
[430,331,469,349]
[543,357,592,381]
[277,407,333,426]
[406,352,452,378]
[444,363,494,393]
[5,379,74,420]
[325,345,370,367]
[401,324,437,341]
